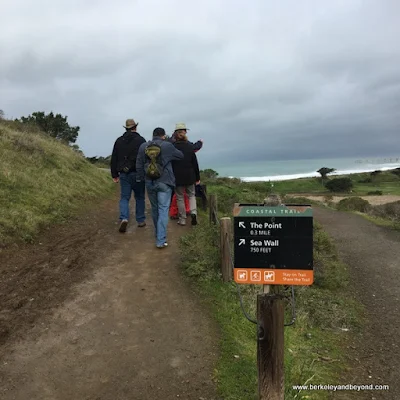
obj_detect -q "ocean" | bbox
[210,156,400,182]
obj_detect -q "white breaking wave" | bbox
[239,163,400,182]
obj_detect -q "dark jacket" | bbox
[136,137,184,187]
[168,133,203,152]
[110,131,146,178]
[172,140,200,186]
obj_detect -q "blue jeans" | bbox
[119,172,145,222]
[146,181,172,246]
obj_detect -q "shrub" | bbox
[391,168,400,177]
[367,190,383,195]
[337,197,371,213]
[371,201,400,222]
[325,178,353,193]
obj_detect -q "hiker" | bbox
[172,129,201,226]
[168,122,203,215]
[111,119,146,233]
[136,127,184,248]
[169,122,203,152]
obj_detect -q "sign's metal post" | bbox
[232,199,313,399]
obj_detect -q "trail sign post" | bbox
[233,202,313,399]
[233,203,313,286]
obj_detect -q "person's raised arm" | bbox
[192,139,203,152]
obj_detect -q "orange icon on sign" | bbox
[237,270,248,281]
[250,271,261,282]
[264,271,275,282]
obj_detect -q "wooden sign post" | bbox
[257,293,284,400]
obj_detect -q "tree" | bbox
[71,144,84,156]
[86,155,111,167]
[17,111,80,144]
[200,168,219,180]
[0,109,4,120]
[325,177,353,193]
[317,167,336,180]
[317,167,336,186]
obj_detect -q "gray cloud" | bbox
[1,0,399,169]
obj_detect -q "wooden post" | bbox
[257,194,284,399]
[209,194,217,225]
[202,184,208,211]
[220,217,233,282]
[257,294,285,400]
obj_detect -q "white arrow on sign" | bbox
[239,239,246,246]
[238,221,246,228]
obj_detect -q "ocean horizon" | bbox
[208,156,400,182]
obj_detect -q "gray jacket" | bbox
[136,137,184,187]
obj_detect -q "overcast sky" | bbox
[1,0,399,167]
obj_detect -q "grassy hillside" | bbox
[0,121,114,246]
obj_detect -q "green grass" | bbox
[179,184,363,399]
[203,169,400,198]
[0,120,114,246]
[353,183,400,195]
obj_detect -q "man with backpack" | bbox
[136,127,184,249]
[111,119,146,233]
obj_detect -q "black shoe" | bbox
[191,214,198,226]
[119,219,128,233]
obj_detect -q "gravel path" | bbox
[314,207,400,400]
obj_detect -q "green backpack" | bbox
[144,141,163,180]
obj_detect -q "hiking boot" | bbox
[138,222,146,228]
[177,219,186,226]
[156,242,168,249]
[191,214,198,226]
[119,219,128,233]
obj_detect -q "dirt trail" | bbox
[0,195,218,400]
[314,208,400,400]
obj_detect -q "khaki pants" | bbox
[175,185,197,221]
